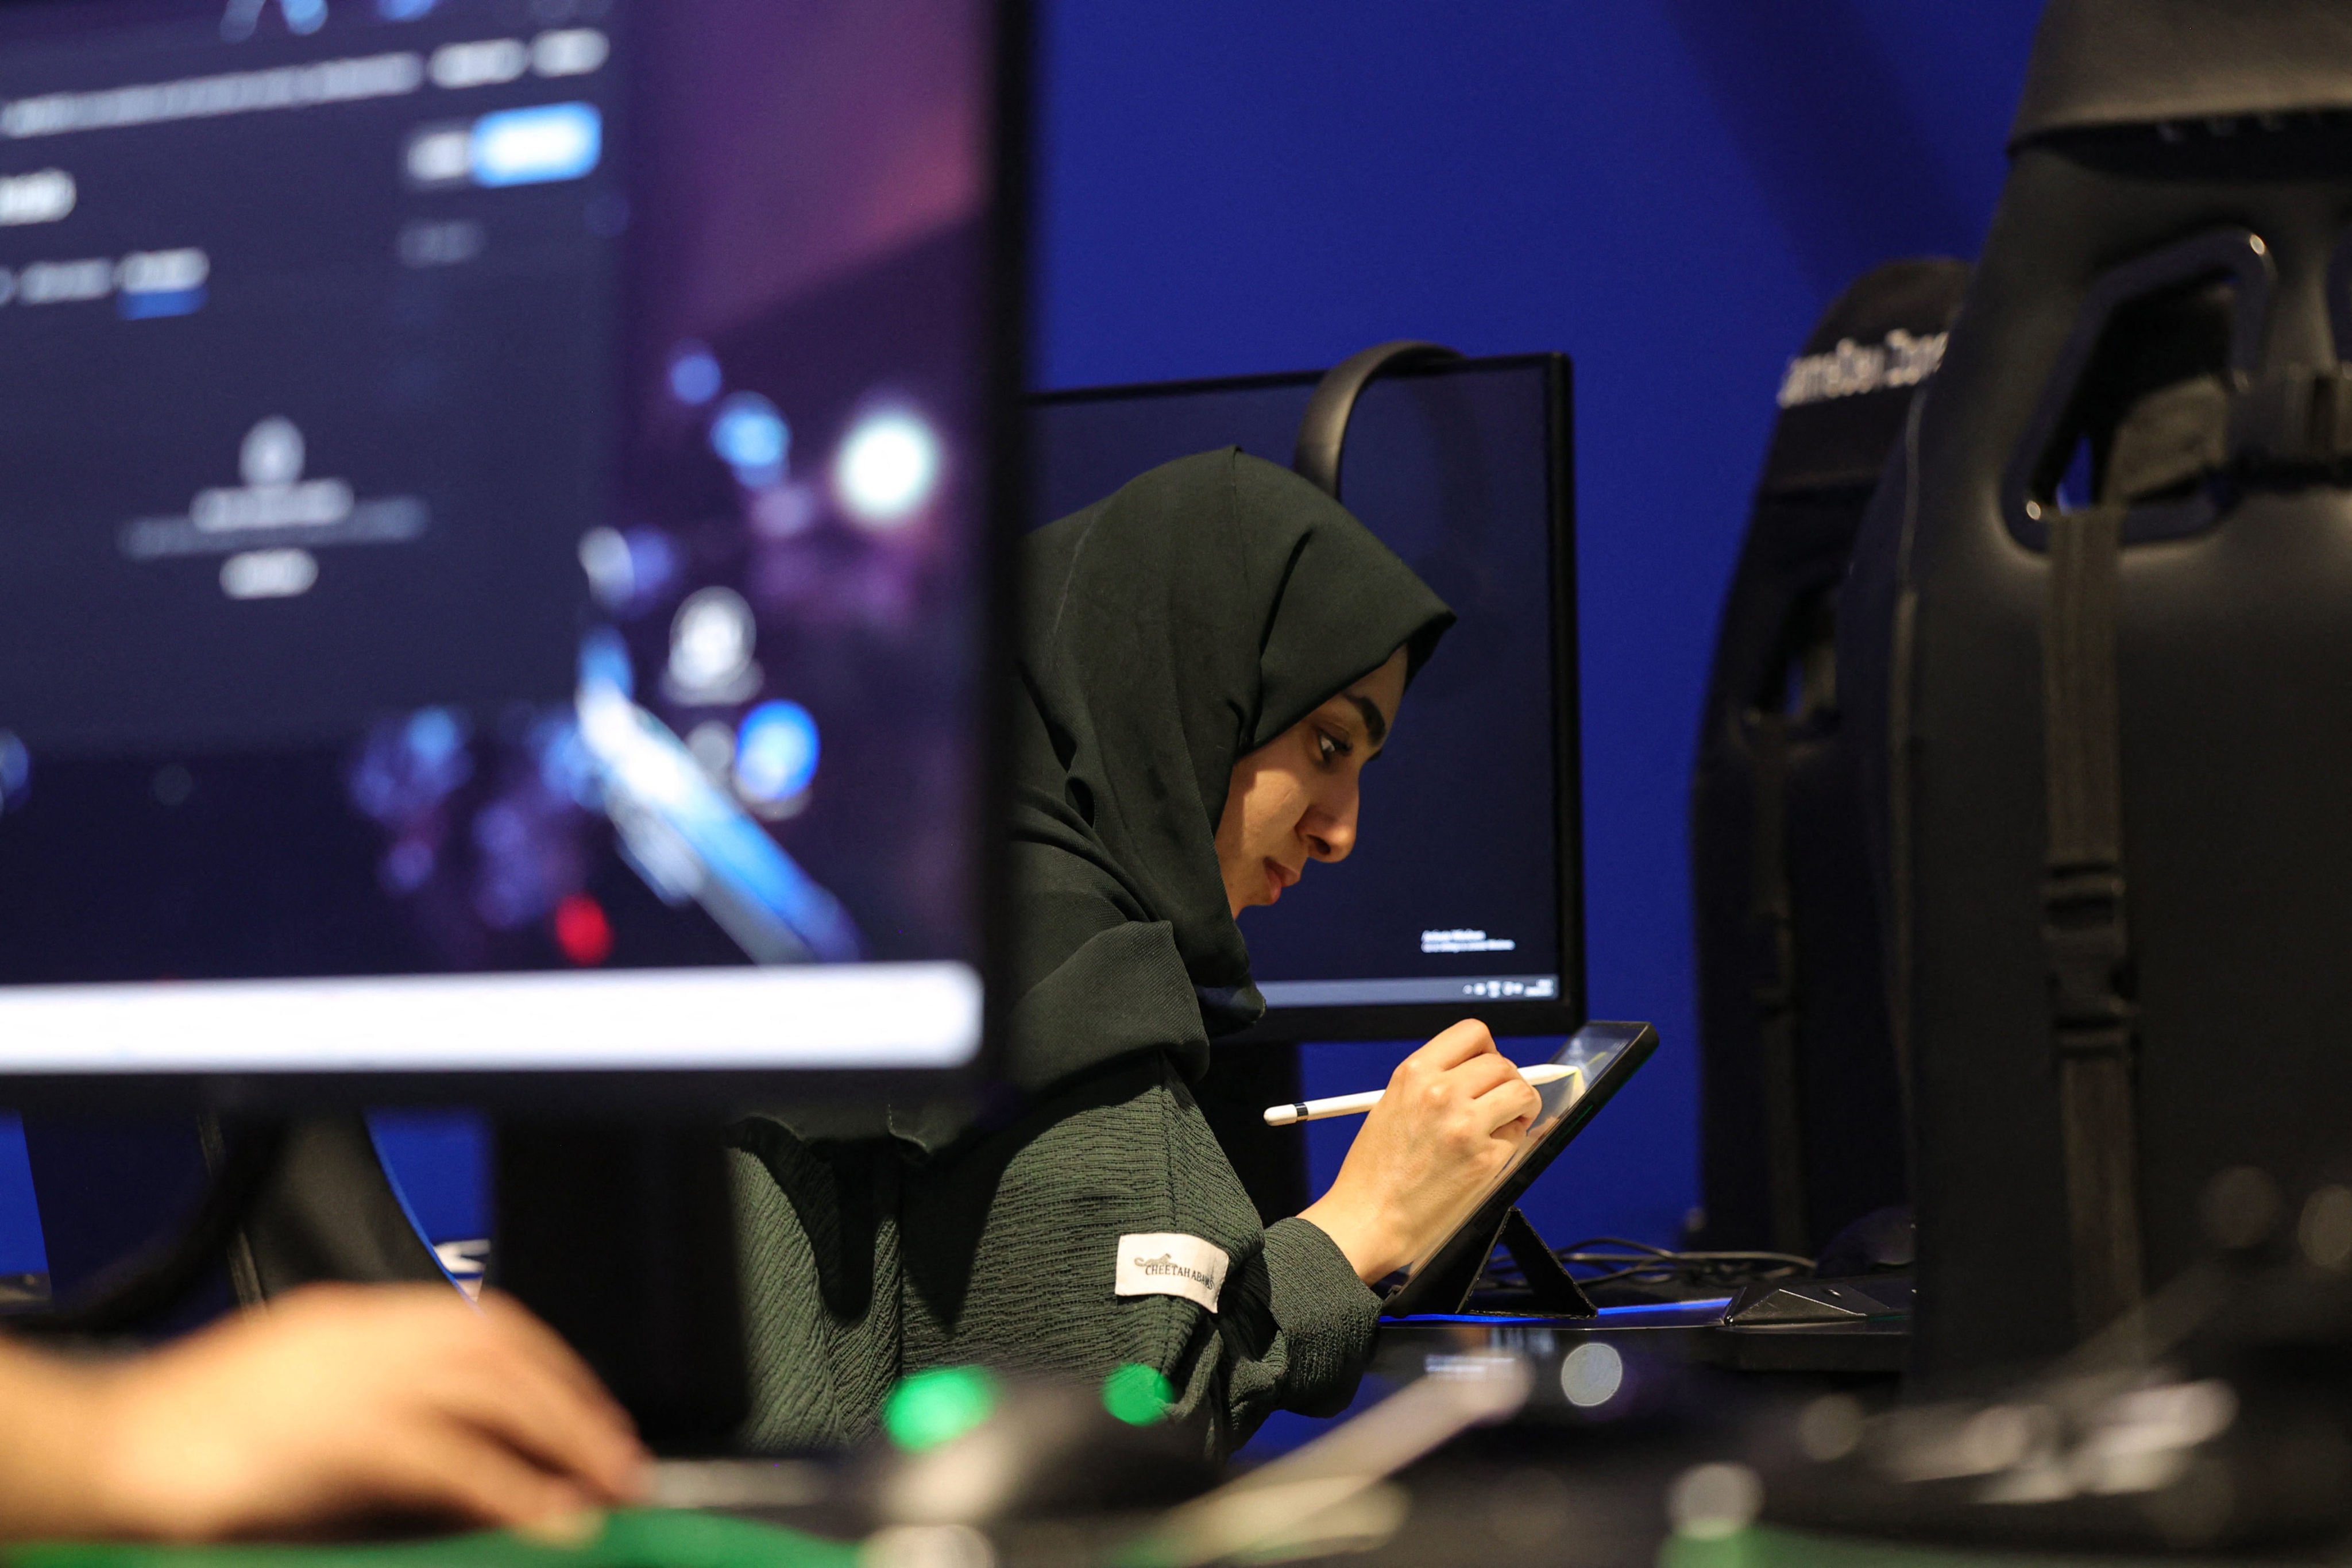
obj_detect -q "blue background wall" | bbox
[0,1,2049,1273]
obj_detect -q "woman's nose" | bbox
[1306,786,1362,862]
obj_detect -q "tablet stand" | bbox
[1401,1206,1597,1318]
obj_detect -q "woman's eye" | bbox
[1315,731,1345,764]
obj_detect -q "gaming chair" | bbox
[1840,0,2352,1379]
[1691,258,1967,1260]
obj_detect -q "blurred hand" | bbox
[1298,1019,1541,1283]
[0,1284,648,1543]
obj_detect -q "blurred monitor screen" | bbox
[1028,357,1582,1041]
[0,0,1009,1087]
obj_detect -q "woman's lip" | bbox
[1264,859,1296,903]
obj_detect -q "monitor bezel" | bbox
[0,0,1031,1112]
[1028,352,1585,1045]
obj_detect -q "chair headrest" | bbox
[1760,257,1970,496]
[2010,0,2352,151]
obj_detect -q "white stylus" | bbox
[1261,1062,1584,1126]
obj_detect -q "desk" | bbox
[1339,1323,2352,1568]
[1324,1319,1884,1568]
[14,1323,2334,1568]
[1666,1529,2321,1568]
[7,1512,851,1568]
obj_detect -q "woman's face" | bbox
[1215,647,1411,918]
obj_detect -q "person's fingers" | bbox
[1412,1018,1499,1072]
[414,1350,646,1503]
[368,1423,599,1533]
[475,1294,641,1440]
[1443,1050,1526,1100]
[511,1505,611,1548]
[1470,1074,1544,1136]
[92,1285,644,1544]
[284,1287,644,1501]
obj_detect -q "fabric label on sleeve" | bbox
[1115,1233,1230,1312]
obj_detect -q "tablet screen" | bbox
[1382,1019,1657,1316]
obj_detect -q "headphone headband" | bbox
[1292,339,1465,500]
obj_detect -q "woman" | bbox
[730,449,1543,1455]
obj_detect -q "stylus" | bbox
[1262,1063,1584,1126]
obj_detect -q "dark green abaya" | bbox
[728,449,1454,1457]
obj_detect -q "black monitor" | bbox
[1028,356,1582,1042]
[0,0,1017,1107]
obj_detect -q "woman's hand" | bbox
[0,1284,649,1543]
[1297,1019,1542,1283]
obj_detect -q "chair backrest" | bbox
[1691,258,1967,1259]
[1840,0,2352,1380]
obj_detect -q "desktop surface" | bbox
[10,1511,856,1568]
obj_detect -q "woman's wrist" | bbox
[1297,1194,1404,1285]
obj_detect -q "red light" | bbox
[553,894,613,967]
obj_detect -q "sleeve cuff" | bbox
[1262,1216,1382,1415]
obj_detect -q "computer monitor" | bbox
[0,0,1015,1105]
[1028,356,1582,1042]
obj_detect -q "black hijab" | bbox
[1005,449,1454,1094]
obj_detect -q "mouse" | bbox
[1813,1205,1915,1277]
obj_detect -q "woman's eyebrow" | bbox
[1346,694,1389,750]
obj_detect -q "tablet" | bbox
[1380,1019,1658,1318]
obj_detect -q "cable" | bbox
[6,1125,290,1338]
[1478,1234,1815,1293]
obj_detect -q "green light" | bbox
[882,1366,999,1451]
[1101,1362,1175,1426]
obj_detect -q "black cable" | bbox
[5,1124,290,1338]
[1478,1234,1815,1293]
